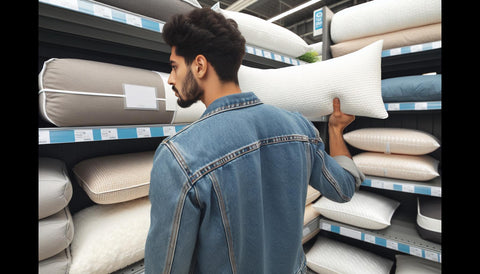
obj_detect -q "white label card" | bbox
[101,128,118,140]
[39,130,50,144]
[124,84,158,110]
[74,129,94,142]
[163,126,176,136]
[137,127,151,138]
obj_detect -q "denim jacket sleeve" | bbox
[145,142,201,274]
[309,140,364,203]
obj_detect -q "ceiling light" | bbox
[226,0,258,11]
[267,0,323,22]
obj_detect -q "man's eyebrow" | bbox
[170,60,177,65]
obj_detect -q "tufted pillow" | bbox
[238,40,387,120]
[343,128,440,155]
[73,151,155,204]
[39,157,73,219]
[39,207,74,261]
[306,236,393,274]
[69,197,151,274]
[313,190,399,230]
[353,152,439,181]
[330,0,441,43]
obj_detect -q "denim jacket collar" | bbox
[201,92,263,119]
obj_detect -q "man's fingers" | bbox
[333,97,341,114]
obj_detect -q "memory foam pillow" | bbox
[331,0,441,43]
[395,254,441,274]
[39,157,73,219]
[39,58,173,126]
[353,152,440,181]
[238,40,387,120]
[382,74,442,103]
[306,236,393,274]
[69,197,150,274]
[331,23,441,58]
[73,151,154,204]
[343,128,440,155]
[312,190,399,230]
[417,196,441,244]
[217,8,309,57]
[39,207,74,261]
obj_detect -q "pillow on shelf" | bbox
[73,151,155,204]
[238,40,387,120]
[353,152,440,181]
[395,254,441,274]
[381,74,442,103]
[39,157,73,219]
[343,128,440,155]
[417,196,441,244]
[330,0,441,43]
[217,8,309,58]
[312,190,400,230]
[306,236,393,274]
[39,207,74,261]
[39,248,71,274]
[302,204,321,244]
[69,197,151,274]
[306,185,321,206]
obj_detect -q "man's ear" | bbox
[193,55,208,79]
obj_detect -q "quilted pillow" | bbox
[238,40,387,120]
[39,207,74,261]
[73,151,155,204]
[343,128,440,155]
[306,236,393,274]
[39,157,73,219]
[69,197,151,274]
[353,152,440,181]
[312,190,399,230]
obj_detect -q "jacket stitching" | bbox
[209,173,238,274]
[190,135,311,184]
[315,149,351,202]
[165,141,193,182]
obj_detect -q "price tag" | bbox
[403,185,415,193]
[39,130,50,144]
[387,103,400,111]
[320,222,331,231]
[101,128,118,140]
[425,251,439,262]
[125,13,142,27]
[389,48,401,56]
[371,179,384,188]
[93,4,113,19]
[273,54,283,62]
[414,102,428,110]
[163,126,176,136]
[254,48,263,57]
[340,227,361,240]
[74,129,94,142]
[364,234,376,244]
[409,246,422,257]
[431,187,442,197]
[137,127,151,138]
[410,44,423,52]
[263,50,272,59]
[246,46,255,55]
[49,0,79,10]
[386,240,398,250]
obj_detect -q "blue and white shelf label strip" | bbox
[39,124,187,144]
[385,101,441,111]
[320,221,441,263]
[362,177,441,197]
[382,41,441,57]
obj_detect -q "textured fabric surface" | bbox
[353,152,440,181]
[331,0,441,43]
[39,58,173,126]
[39,157,73,219]
[312,190,399,230]
[39,248,71,274]
[382,74,442,103]
[73,151,154,204]
[306,185,321,205]
[343,128,440,155]
[39,207,74,261]
[306,236,393,274]
[395,255,441,274]
[218,8,309,57]
[69,197,151,274]
[331,23,441,57]
[238,40,387,120]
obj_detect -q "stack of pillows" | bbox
[329,0,441,58]
[303,186,321,244]
[39,158,74,274]
[344,128,441,182]
[67,151,155,274]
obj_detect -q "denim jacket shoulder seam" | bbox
[202,99,263,120]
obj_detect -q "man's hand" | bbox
[328,97,355,134]
[328,98,355,158]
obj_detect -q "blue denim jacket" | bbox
[145,92,364,274]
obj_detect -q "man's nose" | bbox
[168,73,175,86]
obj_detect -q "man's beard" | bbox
[173,69,204,108]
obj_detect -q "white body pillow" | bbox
[312,190,399,230]
[331,0,441,43]
[343,128,440,155]
[238,40,387,120]
[353,152,440,181]
[217,8,309,57]
[306,236,393,274]
[69,197,150,274]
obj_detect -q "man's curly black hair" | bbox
[162,8,246,85]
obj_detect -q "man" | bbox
[145,8,365,274]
